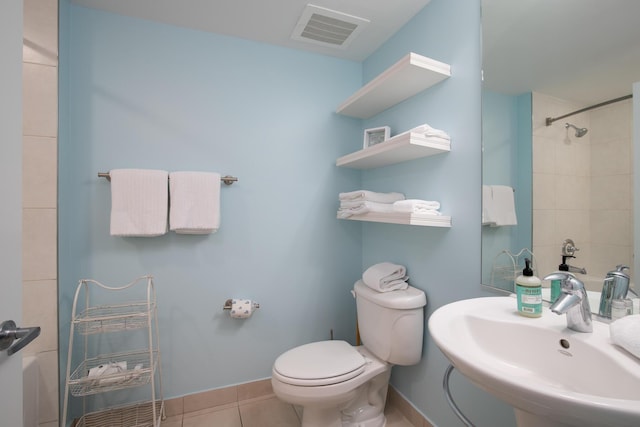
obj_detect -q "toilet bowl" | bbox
[272,280,427,427]
[271,341,390,427]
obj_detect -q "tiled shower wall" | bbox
[533,92,633,288]
[22,0,59,426]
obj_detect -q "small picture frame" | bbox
[363,126,390,148]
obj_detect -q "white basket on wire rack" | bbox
[490,248,538,292]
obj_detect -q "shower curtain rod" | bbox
[545,94,633,126]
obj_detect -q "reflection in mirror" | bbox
[480,0,640,311]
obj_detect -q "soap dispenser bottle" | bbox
[516,258,542,317]
[550,256,573,303]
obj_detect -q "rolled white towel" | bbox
[337,201,396,218]
[610,314,640,359]
[393,199,441,214]
[339,190,405,203]
[362,262,409,292]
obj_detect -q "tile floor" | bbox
[161,394,415,427]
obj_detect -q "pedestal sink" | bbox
[428,296,640,427]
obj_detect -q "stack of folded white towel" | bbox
[338,190,442,218]
[360,262,409,292]
[397,123,450,144]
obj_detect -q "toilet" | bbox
[271,280,427,427]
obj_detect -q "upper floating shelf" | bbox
[336,131,450,169]
[336,52,451,119]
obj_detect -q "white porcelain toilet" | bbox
[271,280,427,427]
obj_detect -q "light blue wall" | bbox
[481,91,532,288]
[58,0,517,425]
[359,1,515,426]
[58,0,363,415]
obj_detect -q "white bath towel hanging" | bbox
[482,185,517,227]
[169,171,221,234]
[109,169,169,237]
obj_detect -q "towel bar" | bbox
[98,172,238,185]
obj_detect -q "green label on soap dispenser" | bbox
[516,284,542,316]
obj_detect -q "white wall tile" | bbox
[556,175,590,210]
[22,208,57,281]
[532,135,555,174]
[590,100,632,142]
[22,280,57,354]
[591,209,631,246]
[555,210,590,244]
[532,209,556,246]
[23,0,58,66]
[23,62,57,137]
[591,137,631,176]
[533,173,557,210]
[23,136,57,208]
[35,350,59,424]
[591,174,630,210]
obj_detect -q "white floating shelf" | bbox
[336,132,450,169]
[338,212,452,228]
[336,52,451,119]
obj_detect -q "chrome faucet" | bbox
[561,239,586,274]
[544,273,593,333]
[566,264,587,275]
[598,265,631,319]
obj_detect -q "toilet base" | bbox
[300,406,386,427]
[343,412,386,427]
[272,346,391,427]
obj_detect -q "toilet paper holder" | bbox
[223,299,260,310]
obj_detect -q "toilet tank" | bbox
[354,280,426,366]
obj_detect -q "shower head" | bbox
[565,123,588,137]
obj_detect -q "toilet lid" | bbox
[274,340,365,386]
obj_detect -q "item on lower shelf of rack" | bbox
[76,400,164,427]
[87,361,144,387]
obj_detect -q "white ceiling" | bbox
[71,0,640,106]
[70,0,431,61]
[482,0,640,105]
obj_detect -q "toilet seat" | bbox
[273,340,365,386]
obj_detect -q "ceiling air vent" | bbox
[291,4,370,49]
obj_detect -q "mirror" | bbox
[480,0,640,307]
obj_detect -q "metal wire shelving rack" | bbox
[62,275,164,427]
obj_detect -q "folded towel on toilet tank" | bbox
[362,262,409,292]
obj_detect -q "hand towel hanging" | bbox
[109,169,169,237]
[169,171,221,234]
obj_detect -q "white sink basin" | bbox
[429,296,640,427]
